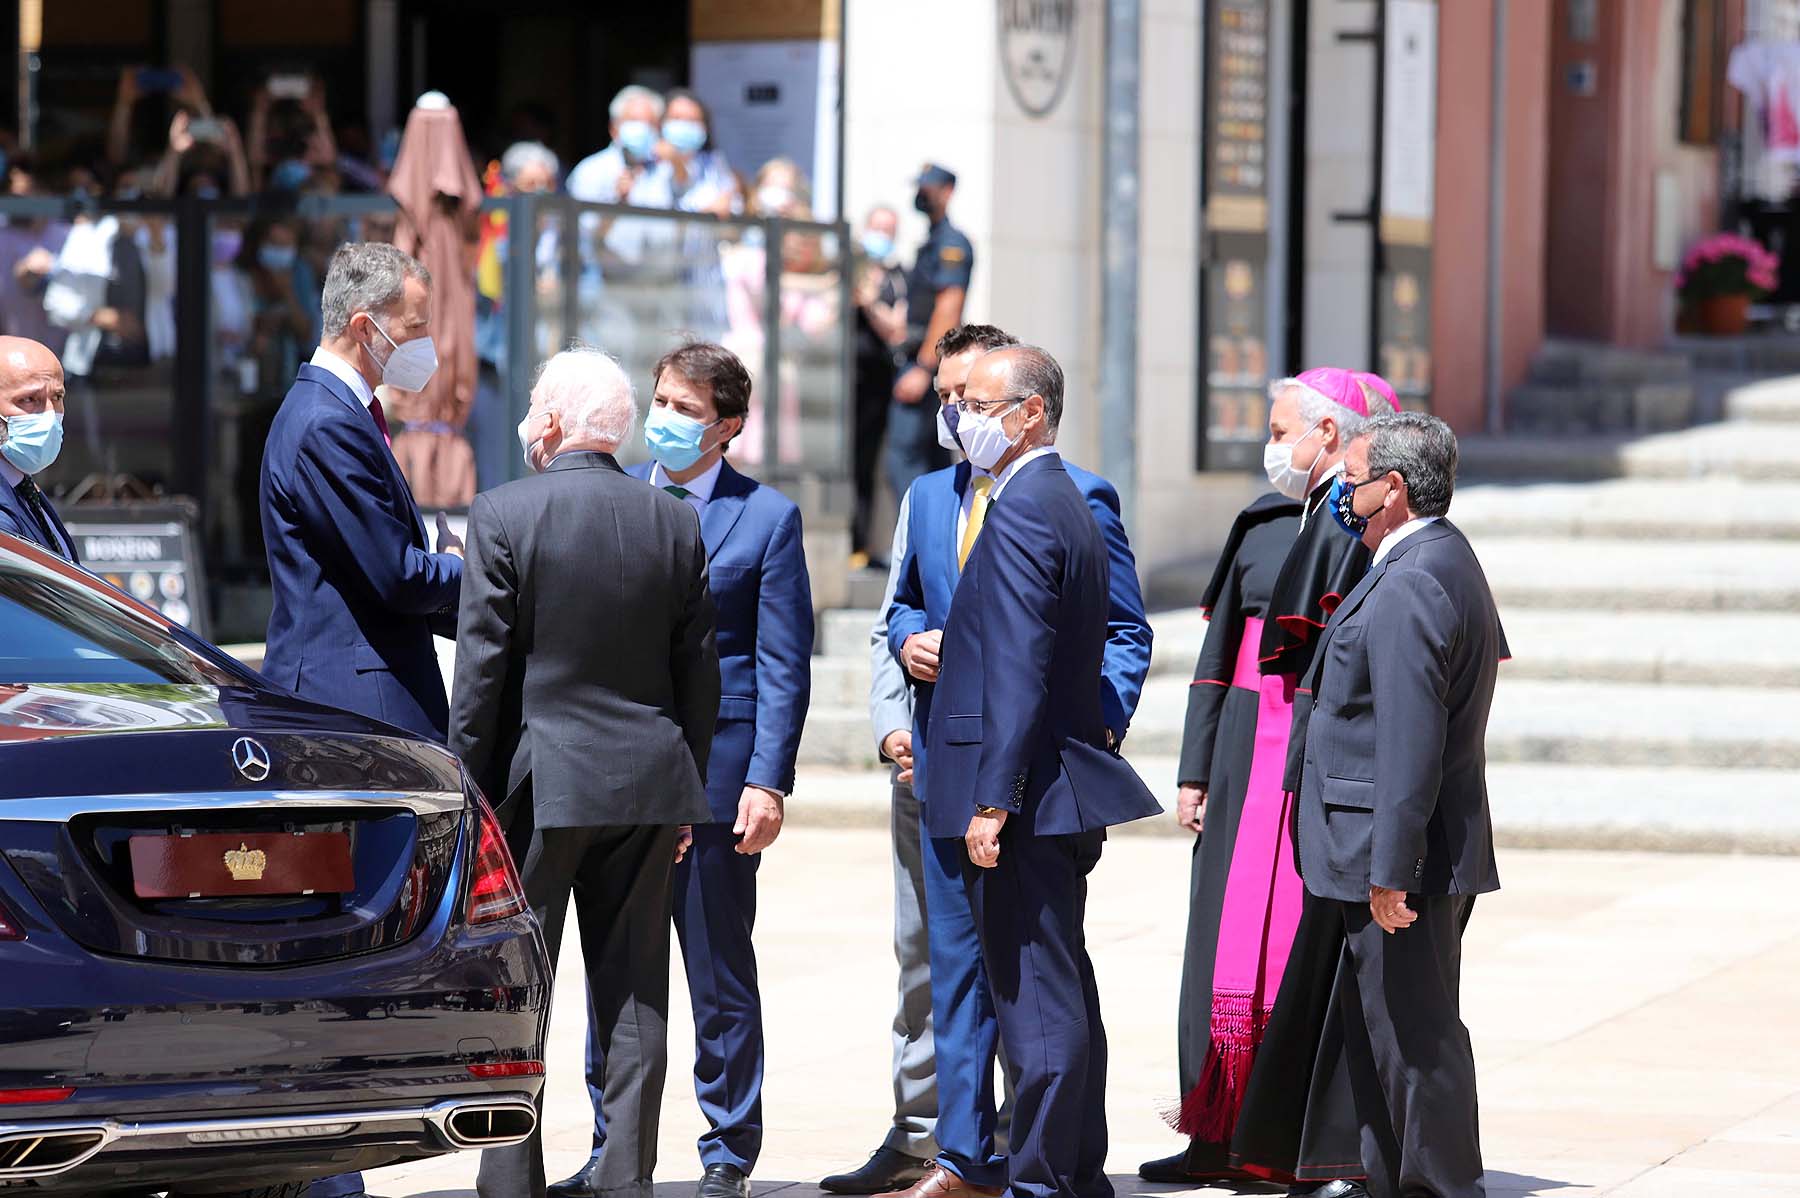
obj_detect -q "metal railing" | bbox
[0,192,855,640]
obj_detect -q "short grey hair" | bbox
[533,345,639,449]
[1270,377,1371,441]
[993,344,1065,433]
[320,242,431,340]
[1355,411,1458,517]
[501,141,560,184]
[609,84,665,124]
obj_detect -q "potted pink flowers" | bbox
[1676,233,1780,335]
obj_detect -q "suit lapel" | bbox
[700,462,752,562]
[1302,553,1390,695]
[300,364,427,550]
[941,462,971,584]
[40,498,77,563]
[0,485,51,554]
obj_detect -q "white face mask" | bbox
[361,314,439,393]
[958,400,1022,472]
[517,413,543,470]
[1263,421,1325,500]
[935,405,961,453]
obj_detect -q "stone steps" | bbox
[797,673,1800,772]
[1469,537,1800,612]
[1450,479,1800,541]
[786,761,1800,854]
[1723,375,1800,423]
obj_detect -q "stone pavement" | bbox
[361,827,1800,1198]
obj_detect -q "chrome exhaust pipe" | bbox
[0,1126,113,1179]
[437,1099,537,1149]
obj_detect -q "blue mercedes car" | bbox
[0,532,550,1197]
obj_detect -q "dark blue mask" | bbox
[1329,474,1384,537]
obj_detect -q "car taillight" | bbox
[465,797,528,925]
[0,899,22,941]
[468,1061,545,1079]
[0,1088,72,1104]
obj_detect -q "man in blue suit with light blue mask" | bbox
[0,337,79,563]
[553,341,813,1198]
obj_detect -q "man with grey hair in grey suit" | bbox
[1295,411,1507,1198]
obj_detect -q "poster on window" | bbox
[1379,0,1437,247]
[690,39,842,221]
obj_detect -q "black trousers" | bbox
[478,792,679,1198]
[852,359,894,553]
[1337,895,1484,1198]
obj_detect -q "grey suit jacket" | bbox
[1296,519,1505,902]
[450,451,719,829]
[869,491,915,759]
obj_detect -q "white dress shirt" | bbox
[957,446,1061,552]
[1372,515,1442,566]
[309,345,376,410]
[650,456,724,520]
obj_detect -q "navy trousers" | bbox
[967,831,1110,1198]
[589,822,765,1172]
[921,819,1008,1189]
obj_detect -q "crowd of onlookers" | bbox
[0,70,853,508]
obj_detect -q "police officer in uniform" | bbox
[884,164,973,506]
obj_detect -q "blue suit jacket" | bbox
[921,455,1160,838]
[259,363,462,742]
[0,476,78,562]
[630,459,813,822]
[886,458,1151,816]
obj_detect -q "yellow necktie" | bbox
[959,475,993,569]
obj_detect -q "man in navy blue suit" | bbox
[261,245,463,1198]
[260,242,463,752]
[0,337,79,563]
[553,342,813,1198]
[867,327,1151,1198]
[928,345,1161,1198]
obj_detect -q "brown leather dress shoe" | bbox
[872,1163,1004,1198]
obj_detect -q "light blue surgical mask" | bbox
[662,119,707,156]
[258,243,297,272]
[644,406,717,473]
[860,231,895,261]
[617,120,658,161]
[1,410,65,476]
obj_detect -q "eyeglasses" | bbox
[954,395,1026,417]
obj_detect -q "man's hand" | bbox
[882,729,915,784]
[1370,885,1418,934]
[734,786,784,854]
[900,630,942,683]
[435,512,464,558]
[965,808,1008,869]
[893,365,932,405]
[1177,783,1207,835]
[675,825,694,864]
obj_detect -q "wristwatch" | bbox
[976,805,1005,817]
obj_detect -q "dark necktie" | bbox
[369,394,392,445]
[14,477,56,548]
[664,485,692,500]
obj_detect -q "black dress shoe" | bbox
[548,1156,605,1198]
[698,1163,752,1198]
[1290,1182,1370,1198]
[821,1146,934,1194]
[1138,1151,1263,1186]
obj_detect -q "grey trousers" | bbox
[479,796,678,1198]
[885,777,940,1158]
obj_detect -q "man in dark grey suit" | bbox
[452,345,720,1198]
[1295,411,1505,1198]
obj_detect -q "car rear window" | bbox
[0,557,241,686]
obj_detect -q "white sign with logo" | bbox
[1000,0,1077,118]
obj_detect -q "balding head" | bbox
[959,344,1063,475]
[0,336,65,421]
